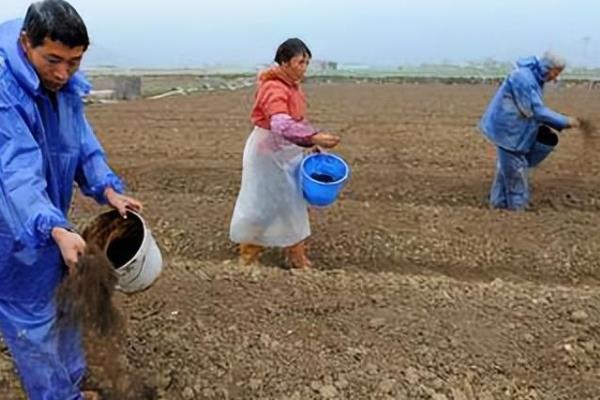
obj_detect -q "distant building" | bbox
[88,75,142,101]
[309,60,338,72]
[337,63,371,71]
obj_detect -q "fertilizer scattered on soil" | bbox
[310,173,336,183]
[58,211,143,337]
[85,334,158,400]
[55,248,155,397]
[62,213,157,399]
[55,247,121,337]
[579,118,596,137]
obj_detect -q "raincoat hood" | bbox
[515,56,553,84]
[257,66,298,88]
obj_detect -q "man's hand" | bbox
[311,132,341,149]
[568,117,581,129]
[105,187,143,218]
[51,227,86,274]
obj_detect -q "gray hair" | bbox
[541,51,567,69]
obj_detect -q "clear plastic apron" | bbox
[230,127,310,247]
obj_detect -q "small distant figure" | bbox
[479,51,581,211]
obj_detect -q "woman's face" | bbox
[282,53,310,81]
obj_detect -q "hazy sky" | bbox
[1,0,599,68]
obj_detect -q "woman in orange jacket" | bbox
[230,38,340,269]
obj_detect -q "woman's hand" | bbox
[311,132,341,149]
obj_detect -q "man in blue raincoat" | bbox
[0,1,142,399]
[479,51,581,210]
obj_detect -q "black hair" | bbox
[22,0,89,49]
[274,38,312,65]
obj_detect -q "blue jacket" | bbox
[0,19,124,302]
[479,57,569,152]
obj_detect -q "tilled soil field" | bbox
[1,83,600,399]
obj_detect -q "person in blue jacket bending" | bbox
[0,1,142,399]
[479,51,581,211]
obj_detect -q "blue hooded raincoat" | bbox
[479,56,569,210]
[0,19,124,399]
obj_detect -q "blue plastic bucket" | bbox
[300,153,350,207]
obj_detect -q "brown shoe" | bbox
[284,241,313,269]
[239,243,264,266]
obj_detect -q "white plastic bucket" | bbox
[83,210,163,293]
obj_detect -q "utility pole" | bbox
[582,36,591,63]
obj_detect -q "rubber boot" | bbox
[284,241,313,269]
[239,244,264,266]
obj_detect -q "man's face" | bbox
[20,33,85,92]
[546,67,564,82]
